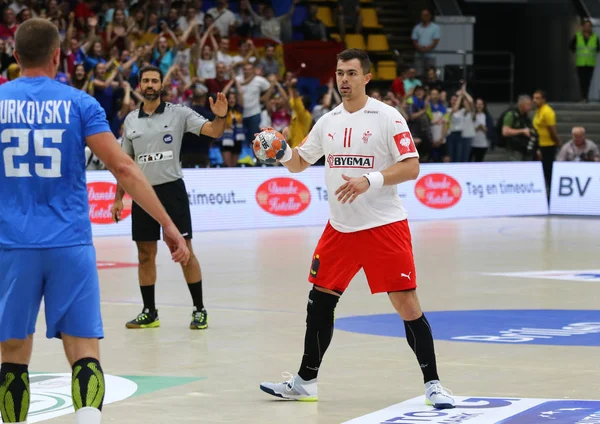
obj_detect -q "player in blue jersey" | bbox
[0,19,190,424]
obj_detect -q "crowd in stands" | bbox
[0,0,596,169]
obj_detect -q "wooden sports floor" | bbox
[18,216,600,423]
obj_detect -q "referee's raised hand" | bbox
[163,223,190,265]
[209,92,228,117]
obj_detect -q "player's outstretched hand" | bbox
[209,92,228,117]
[163,224,190,265]
[110,200,123,223]
[335,174,370,204]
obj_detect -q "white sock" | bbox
[76,406,102,424]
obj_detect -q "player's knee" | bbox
[306,288,340,327]
[71,357,105,411]
[137,244,157,265]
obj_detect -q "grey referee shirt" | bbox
[122,101,208,186]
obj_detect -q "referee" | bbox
[111,65,228,330]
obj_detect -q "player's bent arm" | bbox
[371,157,420,186]
[280,148,311,173]
[86,132,176,229]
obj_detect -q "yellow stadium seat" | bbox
[377,64,397,80]
[316,7,335,27]
[345,34,366,50]
[367,34,389,52]
[377,60,397,68]
[360,8,383,28]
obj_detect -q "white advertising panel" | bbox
[550,162,600,216]
[86,162,549,237]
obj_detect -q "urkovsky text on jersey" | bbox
[0,99,72,125]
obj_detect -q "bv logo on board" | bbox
[27,373,203,422]
[335,310,600,346]
[342,396,600,424]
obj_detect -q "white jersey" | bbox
[297,97,419,233]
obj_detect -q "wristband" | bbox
[363,171,384,189]
[279,146,293,163]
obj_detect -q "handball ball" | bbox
[253,128,288,165]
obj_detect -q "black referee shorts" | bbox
[131,179,192,242]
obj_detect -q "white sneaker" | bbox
[425,380,455,409]
[260,372,318,401]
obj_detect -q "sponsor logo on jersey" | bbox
[87,182,132,224]
[327,154,374,169]
[163,134,173,144]
[393,131,417,155]
[137,150,174,164]
[256,177,311,216]
[362,130,372,143]
[414,173,461,209]
[363,110,379,114]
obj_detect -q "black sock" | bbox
[140,285,155,312]
[187,280,204,310]
[0,363,30,423]
[71,358,105,411]
[404,314,440,383]
[297,289,340,381]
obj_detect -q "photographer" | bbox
[501,94,537,161]
[557,126,600,162]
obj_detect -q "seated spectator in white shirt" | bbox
[557,126,600,161]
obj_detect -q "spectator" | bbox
[412,9,440,77]
[71,63,91,91]
[302,5,327,42]
[234,0,255,38]
[391,67,407,100]
[447,84,474,163]
[471,98,490,162]
[533,90,561,187]
[220,91,246,167]
[244,0,297,43]
[403,67,422,97]
[406,85,432,160]
[0,38,16,74]
[423,66,444,93]
[256,43,279,78]
[207,0,237,37]
[0,8,18,42]
[105,0,128,25]
[501,95,535,161]
[181,87,214,168]
[570,19,599,102]
[336,0,362,41]
[557,127,600,161]
[427,88,448,162]
[237,62,271,147]
[288,83,312,149]
[206,62,230,95]
[312,79,341,123]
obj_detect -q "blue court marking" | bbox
[335,309,600,346]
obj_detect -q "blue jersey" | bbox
[0,76,111,248]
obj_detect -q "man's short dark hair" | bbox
[15,18,60,69]
[336,49,371,75]
[534,89,547,99]
[138,65,164,82]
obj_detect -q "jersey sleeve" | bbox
[121,115,135,157]
[182,106,209,134]
[386,110,420,162]
[296,115,324,164]
[81,92,111,139]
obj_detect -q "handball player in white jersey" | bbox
[259,49,455,409]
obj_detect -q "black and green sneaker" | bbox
[190,307,208,329]
[126,308,160,329]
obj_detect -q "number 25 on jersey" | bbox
[1,128,64,178]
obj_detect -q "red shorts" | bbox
[308,220,417,294]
